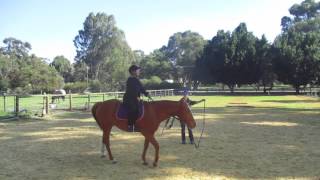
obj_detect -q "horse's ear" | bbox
[180,97,186,102]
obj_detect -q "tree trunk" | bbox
[95,63,101,80]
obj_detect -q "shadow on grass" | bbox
[261,99,319,103]
[192,106,320,126]
[192,106,320,114]
[51,110,93,120]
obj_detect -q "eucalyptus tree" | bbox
[74,12,134,90]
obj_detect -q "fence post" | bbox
[45,95,49,114]
[42,95,46,116]
[42,94,49,116]
[3,94,6,112]
[87,94,91,110]
[69,93,72,111]
[103,93,105,101]
[15,96,19,116]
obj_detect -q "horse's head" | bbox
[176,98,196,129]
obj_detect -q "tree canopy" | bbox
[195,23,264,92]
[0,39,64,94]
[274,0,320,93]
[165,31,206,87]
[51,56,73,83]
[74,12,134,90]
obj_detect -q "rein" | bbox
[161,116,177,136]
[194,99,206,149]
[160,100,207,149]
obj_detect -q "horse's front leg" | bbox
[141,138,149,165]
[148,136,159,167]
[102,128,117,164]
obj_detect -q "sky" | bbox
[0,0,303,62]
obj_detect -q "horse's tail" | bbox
[91,102,102,129]
[91,100,119,129]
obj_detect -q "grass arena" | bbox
[0,95,320,180]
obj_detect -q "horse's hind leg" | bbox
[101,137,106,157]
[102,128,117,164]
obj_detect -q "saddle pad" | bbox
[116,102,144,120]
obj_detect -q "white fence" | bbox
[105,89,175,99]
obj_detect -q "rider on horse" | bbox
[123,65,151,132]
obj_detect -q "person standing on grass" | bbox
[180,89,205,144]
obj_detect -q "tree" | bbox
[273,29,320,93]
[229,23,258,88]
[139,48,174,81]
[165,31,206,88]
[5,55,63,94]
[281,0,320,31]
[74,12,134,90]
[193,53,212,89]
[255,35,276,93]
[289,0,320,22]
[133,50,145,64]
[196,23,259,92]
[51,56,73,82]
[72,61,88,82]
[194,30,231,89]
[0,37,31,58]
[274,0,320,93]
[0,53,13,91]
[0,38,64,94]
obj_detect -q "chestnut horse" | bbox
[91,98,196,167]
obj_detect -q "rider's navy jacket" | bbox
[123,76,149,102]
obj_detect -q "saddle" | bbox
[116,101,144,121]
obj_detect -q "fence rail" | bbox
[0,89,175,119]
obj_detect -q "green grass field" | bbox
[0,94,117,119]
[0,95,319,179]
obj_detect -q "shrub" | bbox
[142,76,183,90]
[89,80,103,92]
[64,82,87,93]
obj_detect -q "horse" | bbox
[91,98,196,167]
[51,89,66,103]
[51,95,65,103]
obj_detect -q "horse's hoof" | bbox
[142,162,148,166]
[112,160,117,164]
